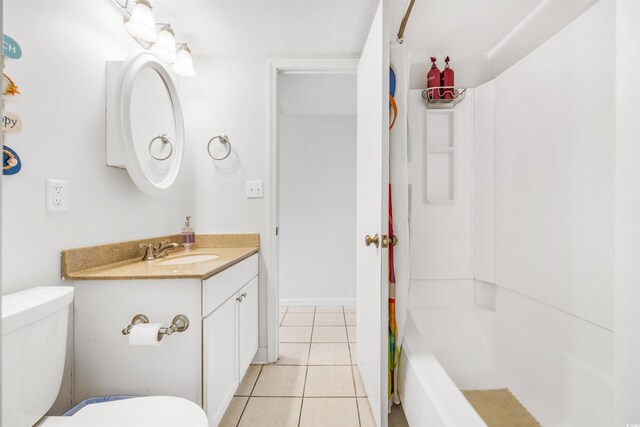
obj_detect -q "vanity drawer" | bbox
[202,253,258,317]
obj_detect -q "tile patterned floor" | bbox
[219,305,394,427]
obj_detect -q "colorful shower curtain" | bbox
[388,184,398,399]
[388,44,411,408]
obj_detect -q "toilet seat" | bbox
[38,396,208,427]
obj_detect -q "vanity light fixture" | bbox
[110,0,196,77]
[124,0,158,43]
[172,44,197,77]
[150,24,177,63]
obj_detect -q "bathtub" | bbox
[396,284,614,427]
[398,307,487,427]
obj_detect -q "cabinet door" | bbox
[237,276,259,378]
[203,294,237,426]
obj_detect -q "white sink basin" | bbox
[157,253,220,266]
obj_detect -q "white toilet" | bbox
[1,286,209,427]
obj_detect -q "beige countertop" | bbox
[62,234,259,281]
[66,247,258,281]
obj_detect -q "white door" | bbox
[356,1,389,426]
[238,277,259,378]
[203,295,237,426]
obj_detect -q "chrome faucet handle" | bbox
[139,243,156,261]
[155,241,181,258]
[158,239,171,246]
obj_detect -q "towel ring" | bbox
[148,134,173,161]
[207,134,232,160]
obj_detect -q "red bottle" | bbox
[442,56,455,100]
[426,57,441,100]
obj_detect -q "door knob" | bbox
[365,234,379,248]
[390,235,398,247]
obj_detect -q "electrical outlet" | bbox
[46,179,68,212]
[246,180,263,199]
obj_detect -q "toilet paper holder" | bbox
[121,314,190,336]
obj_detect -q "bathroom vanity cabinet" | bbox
[72,253,259,427]
[202,253,259,425]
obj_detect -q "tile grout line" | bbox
[297,306,316,427]
[343,306,363,426]
[235,364,264,427]
[234,397,250,427]
[279,306,287,327]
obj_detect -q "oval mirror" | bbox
[116,52,184,196]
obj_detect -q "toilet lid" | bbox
[68,396,208,427]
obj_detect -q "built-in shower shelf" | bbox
[422,87,466,109]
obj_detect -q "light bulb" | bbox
[151,24,177,63]
[125,0,158,43]
[172,44,196,77]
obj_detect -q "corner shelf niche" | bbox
[424,106,456,203]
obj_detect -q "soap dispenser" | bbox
[426,57,441,100]
[181,216,195,250]
[442,56,455,99]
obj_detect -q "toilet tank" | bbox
[2,286,74,427]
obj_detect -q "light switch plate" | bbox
[46,179,68,212]
[246,180,263,199]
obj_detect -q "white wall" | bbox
[494,0,614,330]
[482,2,614,423]
[488,0,598,78]
[278,73,356,304]
[278,113,356,304]
[2,0,196,413]
[472,81,496,284]
[181,56,274,358]
[2,1,196,295]
[614,0,640,425]
[486,1,615,424]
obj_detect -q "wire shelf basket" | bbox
[421,87,466,109]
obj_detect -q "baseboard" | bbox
[252,347,268,364]
[280,298,356,307]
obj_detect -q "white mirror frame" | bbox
[116,51,185,196]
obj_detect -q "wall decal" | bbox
[3,112,22,133]
[3,35,22,60]
[3,145,21,175]
[2,73,20,96]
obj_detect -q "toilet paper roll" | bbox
[128,323,164,346]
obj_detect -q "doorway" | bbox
[267,58,358,362]
[278,72,357,307]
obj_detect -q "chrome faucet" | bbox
[139,239,182,261]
